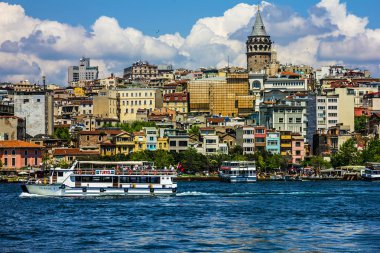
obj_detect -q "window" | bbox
[317,106,325,110]
[169,141,176,147]
[328,106,337,110]
[12,158,15,166]
[296,150,301,155]
[4,158,8,166]
[206,139,217,144]
[11,150,15,155]
[296,118,301,123]
[256,138,265,143]
[295,142,301,147]
[23,99,29,103]
[179,141,188,147]
[98,136,102,141]
[4,150,8,155]
[279,118,284,123]
[24,157,28,166]
[86,136,90,141]
[289,118,293,123]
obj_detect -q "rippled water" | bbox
[1,181,380,252]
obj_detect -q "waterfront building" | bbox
[254,126,266,153]
[280,131,292,159]
[157,137,169,151]
[123,61,158,81]
[266,130,280,154]
[68,57,99,85]
[99,74,123,89]
[0,116,26,141]
[199,127,220,155]
[100,132,135,156]
[52,148,99,164]
[259,95,308,138]
[163,129,189,153]
[79,129,123,151]
[326,88,355,132]
[13,91,54,137]
[144,127,158,151]
[236,126,255,155]
[0,140,42,169]
[291,134,305,164]
[133,131,147,152]
[363,92,380,114]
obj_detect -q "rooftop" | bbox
[0,140,41,148]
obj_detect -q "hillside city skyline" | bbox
[0,0,379,85]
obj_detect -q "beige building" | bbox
[118,88,163,122]
[93,89,118,119]
[326,88,355,131]
[93,88,163,122]
[123,61,158,81]
[163,92,189,114]
[188,74,255,117]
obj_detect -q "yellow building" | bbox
[100,132,135,156]
[118,88,163,122]
[133,132,147,152]
[188,73,255,117]
[157,137,169,151]
[280,131,292,157]
[73,87,86,97]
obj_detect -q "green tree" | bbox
[362,138,380,163]
[354,115,368,134]
[266,154,286,171]
[129,150,154,162]
[153,150,175,169]
[230,145,243,156]
[188,125,200,135]
[331,138,363,167]
[256,155,266,173]
[180,148,210,174]
[54,127,70,141]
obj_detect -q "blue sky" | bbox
[5,0,378,36]
[0,0,379,85]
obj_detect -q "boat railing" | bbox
[73,169,177,176]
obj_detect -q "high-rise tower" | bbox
[246,8,272,73]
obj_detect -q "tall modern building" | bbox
[68,57,99,84]
[246,8,272,73]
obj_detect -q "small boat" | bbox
[21,160,177,197]
[362,163,380,181]
[219,161,257,183]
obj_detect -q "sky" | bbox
[0,0,379,85]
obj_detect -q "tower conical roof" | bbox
[251,9,267,36]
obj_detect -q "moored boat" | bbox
[21,160,177,197]
[362,163,380,181]
[219,161,257,183]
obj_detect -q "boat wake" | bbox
[19,192,50,198]
[177,191,216,196]
[177,191,373,197]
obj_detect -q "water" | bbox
[1,181,380,252]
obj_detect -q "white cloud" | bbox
[0,0,379,85]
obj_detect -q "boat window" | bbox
[58,172,63,177]
[140,177,147,183]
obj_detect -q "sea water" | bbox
[1,181,379,252]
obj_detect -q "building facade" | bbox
[0,116,26,141]
[68,57,99,84]
[0,140,42,169]
[123,61,158,81]
[13,91,54,137]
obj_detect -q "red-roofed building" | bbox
[163,92,189,114]
[0,140,42,169]
[79,129,124,150]
[53,148,99,163]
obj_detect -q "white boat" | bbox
[362,163,380,181]
[219,161,257,183]
[21,160,177,197]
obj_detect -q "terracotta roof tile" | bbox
[0,140,42,148]
[53,148,99,156]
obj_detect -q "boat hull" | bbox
[220,176,257,183]
[22,184,177,197]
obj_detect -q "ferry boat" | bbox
[219,161,257,183]
[21,161,177,197]
[362,163,380,181]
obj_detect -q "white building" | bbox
[68,57,99,84]
[236,126,255,155]
[13,91,54,137]
[316,95,339,131]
